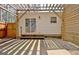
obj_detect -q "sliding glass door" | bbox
[25,18,36,33]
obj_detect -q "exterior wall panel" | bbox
[18,12,62,37]
[62,4,79,45]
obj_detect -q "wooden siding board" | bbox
[62,4,79,46]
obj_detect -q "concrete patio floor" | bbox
[0,38,79,55]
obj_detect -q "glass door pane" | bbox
[31,18,36,32]
[25,19,30,32]
[25,18,36,33]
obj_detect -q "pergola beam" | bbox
[24,4,27,8]
[10,4,63,12]
[53,4,58,11]
[0,5,16,16]
[17,9,63,19]
[49,4,51,8]
[20,4,25,9]
[8,4,16,10]
[17,9,63,11]
[51,4,54,9]
[27,4,30,9]
[18,11,27,19]
[49,4,52,12]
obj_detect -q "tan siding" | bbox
[62,4,79,46]
[18,12,62,36]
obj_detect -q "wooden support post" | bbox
[16,10,27,39]
[16,10,20,39]
[61,4,65,40]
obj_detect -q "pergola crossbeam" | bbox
[9,4,63,12]
[0,4,64,20]
[19,11,27,19]
[17,9,63,11]
[0,5,16,16]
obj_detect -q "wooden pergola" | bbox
[10,4,63,11]
[0,4,64,19]
[8,4,63,21]
[0,4,64,38]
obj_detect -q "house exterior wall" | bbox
[18,12,61,36]
[62,4,79,46]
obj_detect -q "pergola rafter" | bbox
[10,4,63,12]
[0,4,64,19]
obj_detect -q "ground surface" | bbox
[0,38,79,55]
